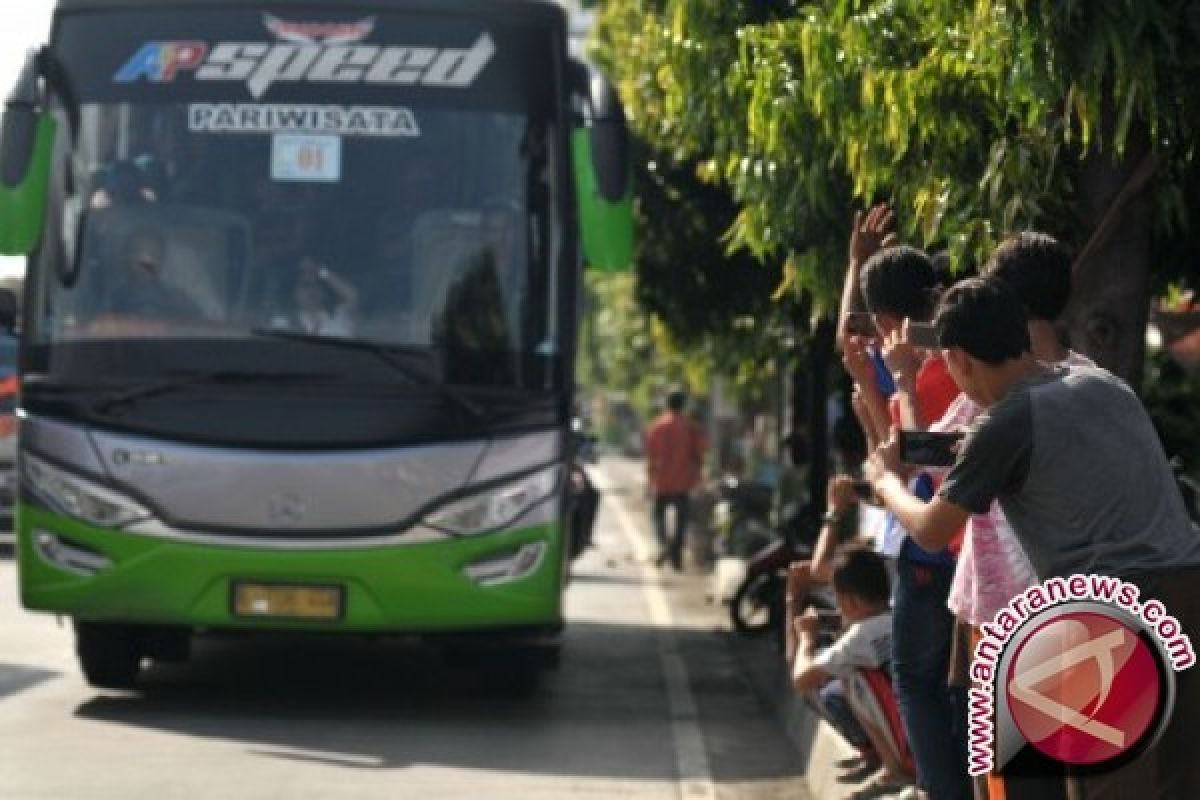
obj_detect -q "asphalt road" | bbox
[0,456,809,800]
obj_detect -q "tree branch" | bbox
[1072,151,1159,276]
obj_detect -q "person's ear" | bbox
[944,347,969,377]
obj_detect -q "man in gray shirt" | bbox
[940,361,1199,580]
[867,277,1200,578]
[866,276,1200,799]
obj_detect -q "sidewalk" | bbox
[591,455,873,800]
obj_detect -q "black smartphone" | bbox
[899,430,964,467]
[906,322,940,349]
[844,312,876,337]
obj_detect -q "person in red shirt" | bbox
[645,390,707,570]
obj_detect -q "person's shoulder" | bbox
[857,609,893,632]
[1062,350,1095,369]
[917,353,961,419]
[1059,362,1137,398]
[836,612,891,653]
[930,390,979,433]
[919,353,957,391]
[971,387,1030,435]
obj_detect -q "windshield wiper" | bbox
[249,329,485,422]
[89,370,335,415]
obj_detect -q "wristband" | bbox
[822,510,843,525]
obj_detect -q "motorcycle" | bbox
[707,474,777,606]
[712,475,776,559]
[567,423,600,561]
[729,502,826,637]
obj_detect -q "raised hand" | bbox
[881,321,921,383]
[842,335,878,390]
[865,427,905,486]
[849,202,898,267]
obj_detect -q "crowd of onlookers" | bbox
[773,206,1200,800]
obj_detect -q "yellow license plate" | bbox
[232,582,344,621]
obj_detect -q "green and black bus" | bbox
[0,0,631,687]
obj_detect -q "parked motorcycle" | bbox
[712,475,776,559]
[567,422,600,560]
[729,502,824,636]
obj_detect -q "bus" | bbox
[0,0,632,688]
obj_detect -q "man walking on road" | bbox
[645,389,707,570]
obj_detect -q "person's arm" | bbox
[860,385,892,446]
[836,204,895,350]
[871,471,970,551]
[644,425,659,487]
[851,389,881,452]
[843,336,891,443]
[811,476,857,583]
[793,660,833,693]
[786,605,815,673]
[882,324,924,430]
[791,615,832,691]
[318,266,359,310]
[867,403,1030,550]
[796,619,867,692]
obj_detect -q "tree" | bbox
[594,0,1200,385]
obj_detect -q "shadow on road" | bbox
[0,663,60,700]
[69,621,799,785]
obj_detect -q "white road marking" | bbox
[606,492,718,800]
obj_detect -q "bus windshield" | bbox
[27,10,561,392]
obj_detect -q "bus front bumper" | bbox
[16,506,566,634]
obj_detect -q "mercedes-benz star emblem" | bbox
[268,492,307,526]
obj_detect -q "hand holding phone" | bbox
[898,430,964,467]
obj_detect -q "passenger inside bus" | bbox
[106,228,205,321]
[267,256,359,337]
[88,160,158,209]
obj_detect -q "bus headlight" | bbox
[22,453,152,529]
[423,466,561,536]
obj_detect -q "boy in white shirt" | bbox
[793,549,908,792]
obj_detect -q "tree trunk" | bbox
[1064,139,1154,388]
[804,319,834,514]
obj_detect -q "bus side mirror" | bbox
[0,289,17,332]
[571,64,633,272]
[0,49,56,256]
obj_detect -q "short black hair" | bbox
[831,549,890,606]
[859,245,938,320]
[983,232,1072,322]
[935,278,1031,365]
[667,390,687,412]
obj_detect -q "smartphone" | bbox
[906,322,940,349]
[899,430,964,467]
[844,312,876,337]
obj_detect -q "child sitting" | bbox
[792,549,911,795]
